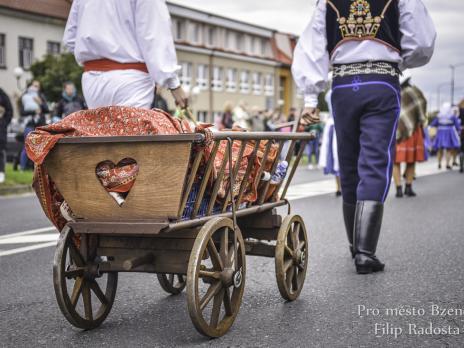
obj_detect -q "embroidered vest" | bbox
[326,0,401,57]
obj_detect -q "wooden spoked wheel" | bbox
[53,226,118,330]
[186,217,246,337]
[275,215,308,301]
[157,273,186,295]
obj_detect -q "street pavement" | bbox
[1,163,463,347]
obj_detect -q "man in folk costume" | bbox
[292,0,436,274]
[63,0,188,109]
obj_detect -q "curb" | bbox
[0,184,34,196]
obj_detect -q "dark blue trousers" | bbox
[331,74,400,204]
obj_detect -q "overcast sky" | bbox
[171,0,464,110]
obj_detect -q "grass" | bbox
[1,163,34,187]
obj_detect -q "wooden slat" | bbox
[248,141,272,207]
[273,139,297,199]
[235,141,261,208]
[206,146,229,216]
[258,140,285,205]
[177,149,204,217]
[58,134,202,144]
[192,141,220,218]
[281,140,308,199]
[221,140,247,213]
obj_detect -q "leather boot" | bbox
[404,184,416,197]
[343,202,356,258]
[353,201,385,274]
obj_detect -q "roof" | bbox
[0,0,71,20]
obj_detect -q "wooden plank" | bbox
[98,260,188,274]
[98,236,195,251]
[97,248,191,263]
[45,141,191,220]
[245,241,275,257]
[238,209,282,229]
[69,221,169,235]
[242,228,279,241]
[58,134,202,144]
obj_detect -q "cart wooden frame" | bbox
[46,131,313,337]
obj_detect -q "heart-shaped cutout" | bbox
[95,158,139,206]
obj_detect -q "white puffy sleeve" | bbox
[135,0,181,89]
[398,0,436,70]
[291,0,329,108]
[63,0,79,54]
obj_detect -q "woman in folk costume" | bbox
[63,0,188,109]
[292,0,436,273]
[430,103,462,170]
[318,90,341,196]
[393,77,427,198]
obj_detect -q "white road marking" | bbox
[0,233,58,245]
[0,242,57,257]
[0,226,56,240]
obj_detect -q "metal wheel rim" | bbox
[186,217,246,337]
[53,226,118,329]
[275,215,308,301]
[157,273,186,295]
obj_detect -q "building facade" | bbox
[0,0,302,122]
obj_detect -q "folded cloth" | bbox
[26,106,191,231]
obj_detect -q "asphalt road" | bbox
[1,166,463,347]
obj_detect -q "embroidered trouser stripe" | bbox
[331,75,401,204]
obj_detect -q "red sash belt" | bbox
[83,59,148,73]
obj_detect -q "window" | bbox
[263,41,273,58]
[236,33,244,53]
[47,41,61,55]
[251,37,261,56]
[226,68,237,92]
[19,37,34,69]
[240,70,250,94]
[252,72,262,95]
[264,73,275,96]
[196,64,209,90]
[211,66,223,91]
[226,31,237,51]
[173,19,186,41]
[179,62,192,87]
[243,35,252,55]
[0,34,5,68]
[190,22,202,44]
[205,27,217,47]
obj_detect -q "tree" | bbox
[29,53,83,103]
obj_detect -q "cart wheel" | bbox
[186,217,246,337]
[157,273,186,295]
[53,226,118,330]
[275,215,308,301]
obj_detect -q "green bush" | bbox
[29,53,83,102]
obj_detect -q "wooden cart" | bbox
[45,131,313,337]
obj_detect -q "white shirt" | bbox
[292,0,436,108]
[63,0,180,90]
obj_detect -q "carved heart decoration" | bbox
[95,158,139,206]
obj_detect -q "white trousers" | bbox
[82,70,155,109]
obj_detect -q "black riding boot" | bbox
[343,202,356,258]
[353,201,385,274]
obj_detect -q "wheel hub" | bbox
[233,268,242,288]
[293,250,305,267]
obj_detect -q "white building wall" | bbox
[0,10,65,103]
